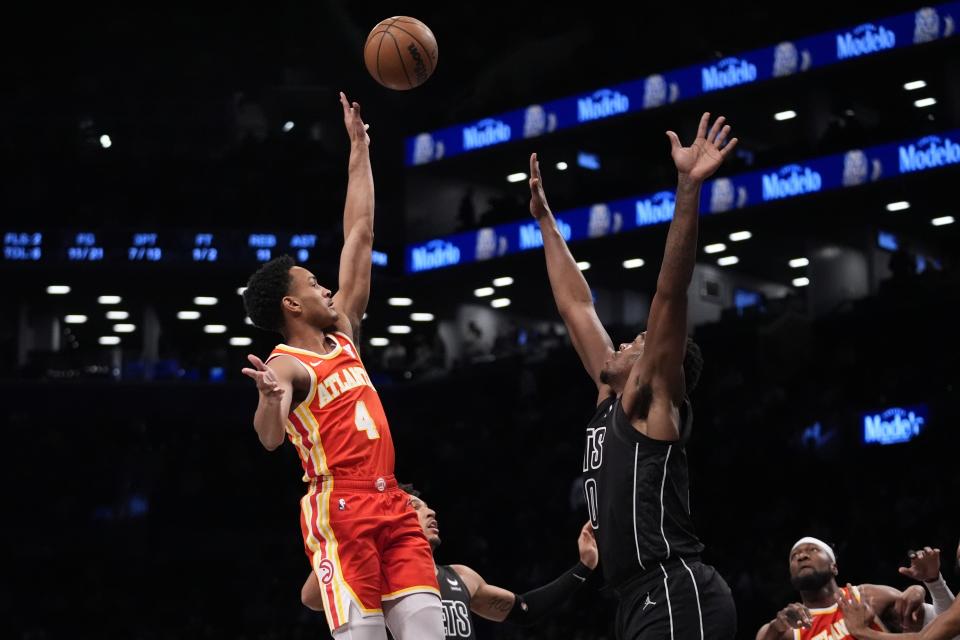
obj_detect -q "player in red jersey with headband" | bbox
[757,537,929,640]
[241,93,442,640]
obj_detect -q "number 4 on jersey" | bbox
[355,400,380,440]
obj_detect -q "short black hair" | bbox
[399,483,421,498]
[683,338,703,396]
[243,255,295,334]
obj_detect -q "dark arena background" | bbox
[3,2,959,638]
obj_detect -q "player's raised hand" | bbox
[836,584,877,634]
[242,355,285,400]
[899,546,941,583]
[340,91,370,146]
[577,521,599,570]
[528,153,552,221]
[666,112,738,182]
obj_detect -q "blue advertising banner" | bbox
[405,129,960,273]
[862,404,928,445]
[405,3,958,166]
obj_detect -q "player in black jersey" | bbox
[301,485,598,640]
[529,112,739,640]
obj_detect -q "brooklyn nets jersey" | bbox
[583,396,704,587]
[438,565,475,640]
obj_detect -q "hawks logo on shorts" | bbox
[317,559,335,585]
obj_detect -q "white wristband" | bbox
[923,573,956,616]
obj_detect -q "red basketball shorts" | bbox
[299,475,439,630]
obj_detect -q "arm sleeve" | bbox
[505,562,593,626]
[924,575,957,617]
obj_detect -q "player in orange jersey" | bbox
[757,537,929,640]
[241,93,443,640]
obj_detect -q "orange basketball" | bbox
[364,16,438,91]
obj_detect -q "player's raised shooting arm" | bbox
[621,114,736,438]
[241,354,300,451]
[332,92,374,341]
[529,153,614,394]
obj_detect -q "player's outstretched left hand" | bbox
[241,354,285,400]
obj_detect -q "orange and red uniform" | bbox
[267,332,438,630]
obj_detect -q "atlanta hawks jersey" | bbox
[267,332,394,480]
[795,586,884,640]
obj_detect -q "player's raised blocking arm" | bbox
[622,113,737,426]
[332,92,374,340]
[529,153,614,390]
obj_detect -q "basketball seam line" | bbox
[392,17,437,45]
[372,18,401,87]
[384,31,414,89]
[379,23,435,75]
[365,16,401,44]
[365,30,389,45]
[375,30,388,87]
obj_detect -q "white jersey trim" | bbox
[659,445,674,558]
[680,557,705,640]
[660,562,676,640]
[632,444,647,570]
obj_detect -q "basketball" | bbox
[364,16,438,91]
